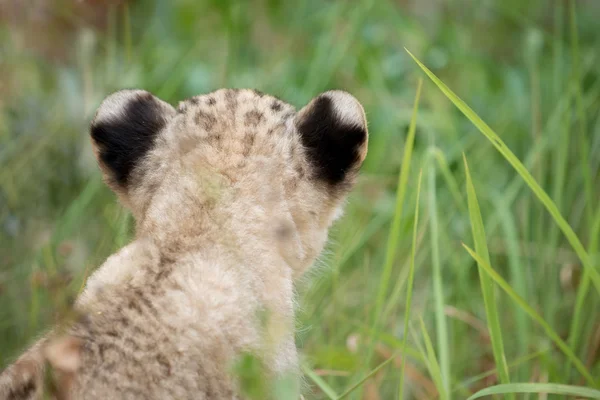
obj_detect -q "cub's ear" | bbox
[90,89,175,192]
[295,90,368,187]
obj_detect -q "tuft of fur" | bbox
[1,88,368,399]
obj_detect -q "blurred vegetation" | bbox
[1,0,600,398]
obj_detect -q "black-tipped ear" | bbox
[295,90,368,186]
[90,90,175,189]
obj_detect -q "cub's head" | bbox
[91,88,368,276]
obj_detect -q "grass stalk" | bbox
[463,155,512,398]
[398,170,422,400]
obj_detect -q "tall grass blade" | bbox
[405,48,600,295]
[398,169,422,400]
[467,383,600,400]
[565,0,597,378]
[567,206,600,376]
[569,0,593,227]
[373,78,422,327]
[462,244,597,386]
[493,199,530,372]
[418,317,448,400]
[428,150,450,396]
[369,78,422,361]
[463,155,512,397]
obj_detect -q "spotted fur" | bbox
[0,88,368,399]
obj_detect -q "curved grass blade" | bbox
[373,78,423,329]
[462,244,596,386]
[398,169,422,400]
[302,364,338,400]
[467,383,600,400]
[463,155,512,398]
[405,48,600,295]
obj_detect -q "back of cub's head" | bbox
[90,88,368,276]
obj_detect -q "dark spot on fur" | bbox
[271,101,282,112]
[107,330,119,338]
[208,134,222,146]
[7,378,36,400]
[91,92,167,186]
[207,97,216,106]
[157,354,172,376]
[155,267,171,282]
[98,343,107,360]
[252,89,265,97]
[275,223,293,240]
[242,133,255,156]
[195,111,217,131]
[131,325,147,339]
[244,110,264,127]
[296,96,366,185]
[128,298,143,314]
[295,165,305,179]
[159,253,176,266]
[119,316,129,327]
[225,90,239,122]
[188,97,199,105]
[133,288,159,317]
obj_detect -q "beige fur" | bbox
[0,88,368,399]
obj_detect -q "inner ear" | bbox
[295,90,368,186]
[90,89,175,191]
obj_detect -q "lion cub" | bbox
[0,88,368,399]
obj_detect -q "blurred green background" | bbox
[1,0,600,398]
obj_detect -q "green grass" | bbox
[464,156,512,399]
[2,0,600,398]
[367,77,422,368]
[398,170,422,400]
[463,244,596,387]
[467,383,600,400]
[427,140,451,397]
